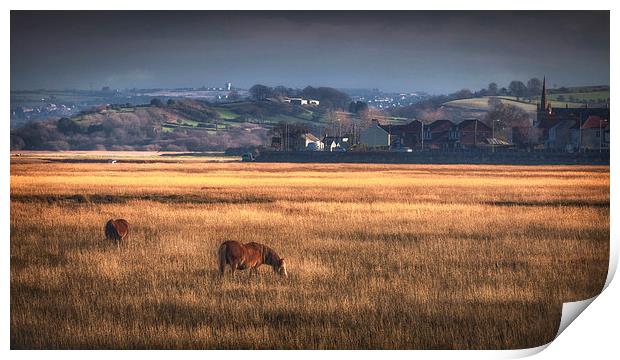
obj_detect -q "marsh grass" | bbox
[10,161,609,349]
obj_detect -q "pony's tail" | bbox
[104,219,114,240]
[218,243,227,275]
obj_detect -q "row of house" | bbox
[528,114,609,151]
[359,118,508,150]
[272,118,506,152]
[272,113,609,153]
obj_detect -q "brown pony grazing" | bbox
[218,240,288,277]
[105,219,129,246]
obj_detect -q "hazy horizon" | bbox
[11,11,610,94]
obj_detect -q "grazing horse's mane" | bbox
[259,243,281,268]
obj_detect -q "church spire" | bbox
[535,76,550,126]
[539,76,548,112]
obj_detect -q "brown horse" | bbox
[218,240,288,277]
[105,219,130,246]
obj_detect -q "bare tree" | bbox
[485,98,531,140]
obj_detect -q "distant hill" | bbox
[497,85,610,108]
[443,97,537,112]
[441,86,609,123]
[9,98,338,151]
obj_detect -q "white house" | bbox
[302,133,324,151]
[283,97,319,106]
[322,136,350,152]
[283,97,308,105]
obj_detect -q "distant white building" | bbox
[284,97,307,105]
[322,136,351,152]
[302,133,324,151]
[283,97,319,106]
[226,82,232,91]
[360,120,391,148]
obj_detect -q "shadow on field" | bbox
[11,283,63,299]
[485,200,609,208]
[11,194,275,205]
[11,250,69,270]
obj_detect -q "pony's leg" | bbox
[218,261,226,276]
[230,261,238,278]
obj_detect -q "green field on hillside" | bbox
[263,114,319,125]
[212,107,239,120]
[548,91,610,103]
[549,85,609,93]
[495,96,585,109]
[444,97,537,112]
[175,118,201,127]
[215,101,325,125]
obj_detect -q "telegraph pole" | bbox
[338,118,342,138]
[421,122,424,150]
[492,119,495,153]
[474,119,478,148]
[599,118,602,153]
[579,114,583,152]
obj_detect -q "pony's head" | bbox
[276,258,288,277]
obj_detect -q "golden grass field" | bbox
[10,155,609,349]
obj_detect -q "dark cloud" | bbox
[11,10,609,93]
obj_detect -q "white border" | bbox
[4,1,617,358]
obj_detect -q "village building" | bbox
[479,137,513,149]
[290,98,307,105]
[425,120,456,149]
[322,136,351,152]
[547,119,578,150]
[452,119,492,148]
[301,133,324,151]
[577,116,610,151]
[360,120,391,149]
[378,120,424,149]
[283,97,320,106]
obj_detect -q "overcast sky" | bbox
[11,11,610,94]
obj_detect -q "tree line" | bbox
[249,84,352,110]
